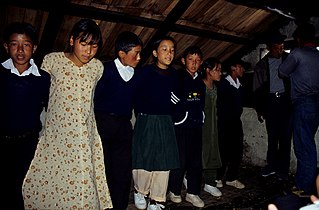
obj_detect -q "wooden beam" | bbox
[4,0,249,46]
[34,0,70,64]
[140,0,195,64]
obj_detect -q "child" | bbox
[132,36,180,210]
[216,59,246,190]
[201,57,223,197]
[22,19,113,209]
[94,31,143,210]
[168,46,206,208]
[0,22,50,209]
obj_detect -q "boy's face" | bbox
[4,33,37,71]
[119,45,142,68]
[233,64,245,78]
[182,53,202,76]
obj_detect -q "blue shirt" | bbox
[279,45,319,101]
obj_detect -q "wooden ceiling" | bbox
[0,0,310,67]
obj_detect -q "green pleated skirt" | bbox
[132,113,180,171]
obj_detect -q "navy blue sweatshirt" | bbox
[173,69,205,128]
[134,64,179,116]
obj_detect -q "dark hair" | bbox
[182,45,203,60]
[226,58,245,74]
[3,22,39,45]
[114,31,143,57]
[266,31,286,46]
[69,19,102,49]
[152,36,176,62]
[293,22,316,42]
[200,57,221,79]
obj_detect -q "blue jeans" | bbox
[293,95,319,194]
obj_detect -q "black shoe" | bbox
[261,166,276,177]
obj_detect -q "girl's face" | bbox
[4,33,37,73]
[69,34,99,67]
[208,63,222,81]
[152,39,175,69]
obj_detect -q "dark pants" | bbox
[0,131,39,210]
[95,112,133,210]
[169,127,203,195]
[265,94,293,176]
[293,95,319,194]
[217,118,243,181]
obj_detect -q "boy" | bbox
[94,31,143,210]
[168,46,206,208]
[216,59,246,190]
[0,22,50,209]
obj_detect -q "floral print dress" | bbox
[22,52,112,210]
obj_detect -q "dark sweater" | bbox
[0,65,50,135]
[174,69,205,128]
[134,63,179,116]
[217,76,244,121]
[94,60,139,118]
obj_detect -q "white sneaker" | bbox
[147,203,165,210]
[134,192,147,209]
[185,193,204,208]
[204,184,222,197]
[226,180,245,189]
[215,180,223,188]
[183,176,188,189]
[168,191,182,203]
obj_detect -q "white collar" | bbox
[114,58,134,82]
[225,75,241,89]
[1,58,40,77]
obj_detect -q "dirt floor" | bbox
[127,165,312,210]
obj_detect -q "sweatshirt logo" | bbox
[187,92,201,102]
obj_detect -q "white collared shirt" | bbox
[225,75,241,89]
[1,58,40,77]
[114,58,134,82]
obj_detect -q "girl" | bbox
[22,19,112,209]
[132,36,180,210]
[201,57,223,197]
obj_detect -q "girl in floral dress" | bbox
[22,19,112,210]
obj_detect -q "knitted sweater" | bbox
[0,65,50,135]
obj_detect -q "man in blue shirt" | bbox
[279,22,319,196]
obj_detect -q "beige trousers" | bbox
[132,169,169,202]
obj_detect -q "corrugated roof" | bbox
[0,0,315,66]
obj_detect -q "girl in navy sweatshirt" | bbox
[132,36,180,210]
